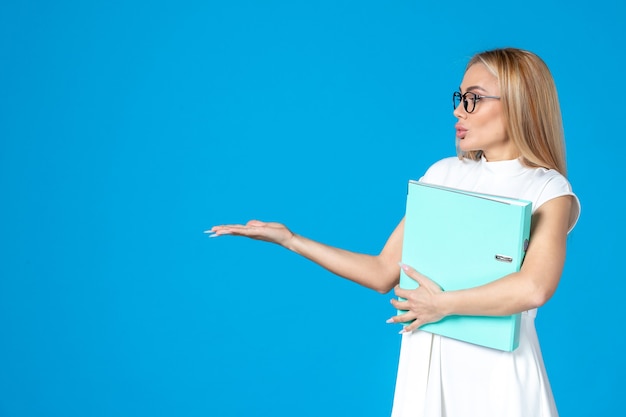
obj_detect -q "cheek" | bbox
[489,118,508,140]
[477,111,506,140]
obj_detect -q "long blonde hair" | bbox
[459,48,568,176]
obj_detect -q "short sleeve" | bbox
[535,175,581,233]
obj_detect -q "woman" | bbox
[208,48,580,417]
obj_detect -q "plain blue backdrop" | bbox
[1,1,624,416]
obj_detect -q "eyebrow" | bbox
[459,85,489,93]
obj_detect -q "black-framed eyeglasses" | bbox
[453,91,500,113]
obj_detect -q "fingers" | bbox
[204,225,235,236]
[393,284,411,300]
[204,220,266,237]
[386,311,427,334]
[401,321,422,333]
[399,263,441,292]
[388,268,443,334]
[399,262,426,285]
[203,228,221,237]
[387,298,420,334]
[207,224,256,237]
[386,311,422,334]
[205,220,290,244]
[389,295,406,311]
[246,219,266,226]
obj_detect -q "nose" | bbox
[453,103,467,119]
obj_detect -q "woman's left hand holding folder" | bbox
[388,263,445,333]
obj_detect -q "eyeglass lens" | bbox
[453,92,477,113]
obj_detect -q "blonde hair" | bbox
[459,48,568,176]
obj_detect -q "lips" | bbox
[455,123,467,139]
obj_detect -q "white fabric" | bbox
[390,156,580,417]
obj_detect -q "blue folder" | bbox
[398,181,532,351]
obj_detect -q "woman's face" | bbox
[454,63,517,161]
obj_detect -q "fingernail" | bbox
[398,328,407,335]
[207,233,218,238]
[386,318,395,324]
[398,262,408,271]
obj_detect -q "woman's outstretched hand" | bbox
[205,220,295,247]
[388,263,445,333]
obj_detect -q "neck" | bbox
[482,149,521,162]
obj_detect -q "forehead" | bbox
[461,63,499,93]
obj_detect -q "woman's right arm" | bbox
[207,218,405,294]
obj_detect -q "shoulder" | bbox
[534,169,573,195]
[531,168,581,233]
[425,156,471,172]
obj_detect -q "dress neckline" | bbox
[479,155,528,176]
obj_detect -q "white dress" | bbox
[390,157,581,417]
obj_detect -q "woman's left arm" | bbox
[390,195,574,332]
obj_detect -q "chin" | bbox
[457,141,477,153]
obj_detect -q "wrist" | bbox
[437,291,455,317]
[284,231,299,252]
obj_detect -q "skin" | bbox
[208,63,574,333]
[453,63,515,161]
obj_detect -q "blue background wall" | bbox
[1,1,623,416]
